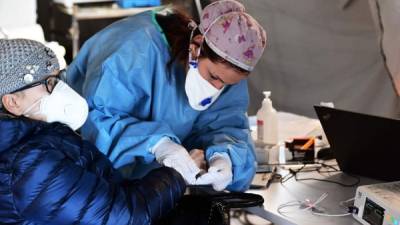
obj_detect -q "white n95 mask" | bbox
[23,80,89,130]
[184,61,224,111]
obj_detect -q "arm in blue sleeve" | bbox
[73,59,180,168]
[13,148,186,225]
[183,80,256,192]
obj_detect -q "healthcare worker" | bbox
[67,0,267,191]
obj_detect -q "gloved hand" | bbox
[195,152,233,191]
[151,138,201,184]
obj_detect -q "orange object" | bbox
[300,138,314,150]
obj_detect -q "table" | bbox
[246,166,381,225]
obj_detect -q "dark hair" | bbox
[155,8,248,74]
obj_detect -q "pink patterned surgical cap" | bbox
[199,0,267,71]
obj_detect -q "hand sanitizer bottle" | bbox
[256,91,278,146]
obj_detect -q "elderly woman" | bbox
[0,38,185,225]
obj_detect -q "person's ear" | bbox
[192,34,204,45]
[189,34,204,60]
[2,94,23,116]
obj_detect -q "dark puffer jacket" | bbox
[0,117,186,225]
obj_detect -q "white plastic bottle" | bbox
[256,91,278,146]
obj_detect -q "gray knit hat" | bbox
[0,39,59,107]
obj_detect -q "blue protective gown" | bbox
[67,10,256,191]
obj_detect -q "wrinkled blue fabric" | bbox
[0,117,186,225]
[67,10,256,191]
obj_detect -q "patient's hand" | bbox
[189,149,207,170]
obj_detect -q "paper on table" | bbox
[251,172,273,187]
[249,111,323,143]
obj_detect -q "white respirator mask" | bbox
[23,80,89,130]
[184,60,224,111]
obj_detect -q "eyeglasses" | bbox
[11,70,66,94]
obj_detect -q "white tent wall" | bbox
[0,0,67,69]
[369,0,400,96]
[0,0,37,28]
[244,0,400,118]
[0,0,45,42]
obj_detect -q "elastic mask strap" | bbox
[22,97,43,117]
[188,20,200,67]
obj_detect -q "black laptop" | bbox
[314,106,400,181]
